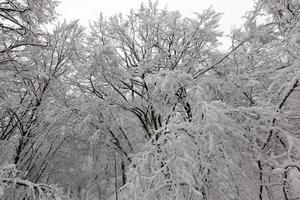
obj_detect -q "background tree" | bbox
[0,1,85,199]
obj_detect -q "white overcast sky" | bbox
[57,0,254,49]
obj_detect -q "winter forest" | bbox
[0,0,300,199]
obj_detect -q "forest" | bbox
[0,0,299,199]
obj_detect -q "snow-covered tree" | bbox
[1,0,299,199]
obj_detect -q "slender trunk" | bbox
[121,160,126,185]
[114,152,119,200]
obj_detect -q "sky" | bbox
[57,0,254,50]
